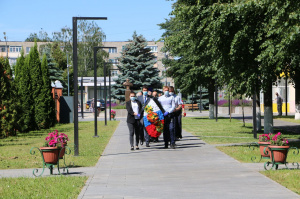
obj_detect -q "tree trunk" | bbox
[264,81,273,134]
[295,71,300,120]
[256,91,262,131]
[208,78,215,119]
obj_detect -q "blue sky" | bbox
[0,0,174,42]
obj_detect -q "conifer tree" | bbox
[112,32,162,100]
[16,55,34,132]
[29,41,44,129]
[0,58,17,136]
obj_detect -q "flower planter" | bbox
[269,145,290,163]
[40,147,60,164]
[258,142,271,158]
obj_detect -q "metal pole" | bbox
[253,90,257,139]
[93,47,98,137]
[192,93,194,112]
[109,70,112,121]
[72,16,108,156]
[81,76,84,118]
[200,86,202,113]
[67,54,70,96]
[215,82,218,122]
[286,76,288,116]
[73,17,79,156]
[228,91,230,115]
[104,62,107,126]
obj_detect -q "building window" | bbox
[26,47,31,54]
[147,46,158,52]
[0,46,7,52]
[109,59,118,64]
[109,48,117,53]
[111,70,118,76]
[122,45,128,52]
[9,46,22,53]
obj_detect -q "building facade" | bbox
[0,41,174,106]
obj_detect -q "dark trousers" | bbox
[277,104,282,116]
[127,120,140,147]
[140,119,149,144]
[174,111,182,139]
[163,115,175,147]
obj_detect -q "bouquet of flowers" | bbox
[111,110,116,120]
[44,130,69,148]
[270,132,289,146]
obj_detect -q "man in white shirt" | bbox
[169,86,183,139]
[159,86,176,149]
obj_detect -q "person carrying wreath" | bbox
[159,86,176,149]
[169,86,183,140]
[126,91,142,150]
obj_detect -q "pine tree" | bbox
[112,32,162,101]
[29,41,44,129]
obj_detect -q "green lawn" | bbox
[182,117,258,144]
[261,170,300,195]
[0,120,119,198]
[0,121,119,169]
[0,176,88,199]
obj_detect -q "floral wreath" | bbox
[145,105,163,134]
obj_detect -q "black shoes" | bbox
[146,143,150,147]
[170,144,176,149]
[131,147,134,150]
[136,146,139,150]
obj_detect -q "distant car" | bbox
[97,99,105,111]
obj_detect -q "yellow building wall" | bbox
[260,103,290,112]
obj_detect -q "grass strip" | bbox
[0,121,119,169]
[0,176,88,199]
[261,170,300,195]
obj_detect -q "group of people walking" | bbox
[126,85,183,150]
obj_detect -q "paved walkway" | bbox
[77,119,299,199]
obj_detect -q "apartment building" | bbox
[0,41,173,85]
[0,41,174,105]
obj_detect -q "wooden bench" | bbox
[184,104,199,110]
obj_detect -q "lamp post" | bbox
[67,54,71,96]
[73,17,107,156]
[215,79,218,122]
[93,46,116,137]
